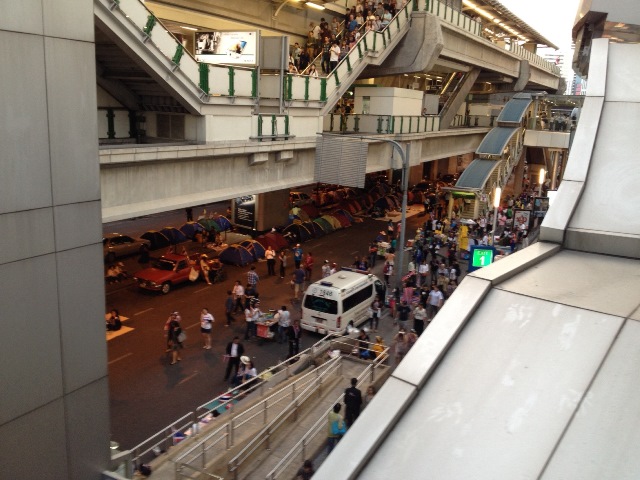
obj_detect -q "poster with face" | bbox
[195,31,257,65]
[513,209,531,230]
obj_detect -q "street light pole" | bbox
[490,186,501,246]
[319,133,410,292]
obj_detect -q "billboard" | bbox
[195,31,257,65]
[233,195,257,230]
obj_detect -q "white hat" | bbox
[240,355,251,365]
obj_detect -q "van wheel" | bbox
[161,283,171,294]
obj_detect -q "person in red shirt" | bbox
[304,252,314,281]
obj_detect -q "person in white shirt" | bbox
[329,41,341,72]
[276,305,291,344]
[427,285,444,320]
[200,308,214,349]
[265,246,276,276]
[322,260,332,278]
[417,260,429,287]
[232,280,245,313]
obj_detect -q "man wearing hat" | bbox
[223,336,244,382]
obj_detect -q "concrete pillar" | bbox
[439,68,481,130]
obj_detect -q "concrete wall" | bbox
[353,87,423,116]
[0,1,110,479]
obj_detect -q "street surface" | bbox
[104,204,450,450]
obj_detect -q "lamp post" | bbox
[490,186,501,245]
[538,168,545,197]
[319,133,410,291]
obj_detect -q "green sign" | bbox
[471,248,494,268]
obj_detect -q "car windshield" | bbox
[154,259,176,271]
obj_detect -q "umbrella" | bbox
[160,227,188,245]
[179,222,204,239]
[218,245,254,266]
[141,230,170,250]
[459,218,477,225]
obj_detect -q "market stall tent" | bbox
[179,222,204,239]
[239,239,266,261]
[160,227,188,245]
[218,245,254,266]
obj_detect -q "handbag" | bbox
[177,331,186,343]
[189,268,199,282]
[331,420,347,435]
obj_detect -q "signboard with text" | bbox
[195,31,257,65]
[233,195,257,230]
[467,245,496,273]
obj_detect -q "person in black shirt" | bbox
[343,377,363,427]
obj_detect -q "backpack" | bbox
[383,263,390,274]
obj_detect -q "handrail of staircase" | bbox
[174,355,343,479]
[225,355,344,479]
[112,333,341,478]
[299,20,365,76]
[265,347,390,480]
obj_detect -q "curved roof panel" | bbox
[497,98,532,124]
[475,127,518,156]
[455,158,501,190]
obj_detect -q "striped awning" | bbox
[454,159,501,190]
[475,127,519,156]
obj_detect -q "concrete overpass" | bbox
[94,0,561,221]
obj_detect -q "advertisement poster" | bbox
[234,195,257,230]
[532,196,550,218]
[195,31,257,65]
[513,209,532,231]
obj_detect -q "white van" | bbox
[301,269,386,334]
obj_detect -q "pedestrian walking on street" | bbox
[247,265,259,288]
[343,377,362,427]
[276,305,291,344]
[223,336,244,382]
[225,290,234,326]
[278,249,287,278]
[327,403,346,453]
[413,303,428,336]
[164,311,181,351]
[200,308,213,349]
[292,266,306,301]
[304,252,314,282]
[287,319,302,358]
[232,280,245,313]
[167,315,183,365]
[321,259,331,278]
[293,244,303,269]
[427,284,444,321]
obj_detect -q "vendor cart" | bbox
[255,311,277,344]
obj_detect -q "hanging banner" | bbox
[195,31,257,65]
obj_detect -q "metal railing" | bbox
[451,114,495,128]
[323,113,440,134]
[110,334,341,478]
[265,345,390,479]
[226,356,344,479]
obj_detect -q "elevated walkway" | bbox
[316,38,640,480]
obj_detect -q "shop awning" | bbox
[455,159,501,190]
[497,95,533,124]
[475,127,519,156]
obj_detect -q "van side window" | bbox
[342,285,373,313]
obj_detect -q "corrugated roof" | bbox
[455,158,501,190]
[475,127,518,156]
[497,97,532,124]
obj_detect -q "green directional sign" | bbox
[467,246,496,272]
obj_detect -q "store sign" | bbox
[195,31,257,65]
[467,246,496,273]
[234,195,257,230]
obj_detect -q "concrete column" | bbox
[439,68,481,130]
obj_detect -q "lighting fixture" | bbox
[181,26,198,31]
[493,187,501,208]
[306,1,325,10]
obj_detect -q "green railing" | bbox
[252,114,291,140]
[323,114,441,134]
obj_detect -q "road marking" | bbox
[314,243,325,248]
[350,250,360,255]
[134,308,153,316]
[108,352,133,365]
[178,372,199,385]
[186,322,200,330]
[195,287,210,293]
